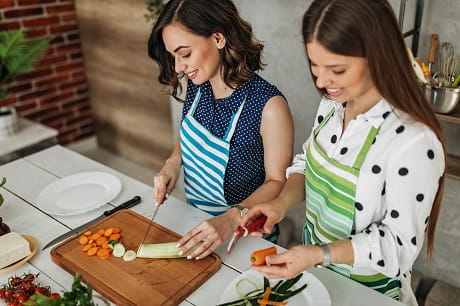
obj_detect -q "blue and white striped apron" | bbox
[180,88,246,216]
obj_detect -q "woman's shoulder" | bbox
[248,74,283,99]
[383,109,443,155]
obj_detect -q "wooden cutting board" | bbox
[51,210,221,305]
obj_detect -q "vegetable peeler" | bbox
[226,216,267,254]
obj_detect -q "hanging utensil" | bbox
[428,34,439,74]
[440,42,455,86]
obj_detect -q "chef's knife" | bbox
[137,192,168,251]
[42,195,142,250]
[137,203,160,252]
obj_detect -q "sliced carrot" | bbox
[258,287,272,305]
[97,229,105,235]
[112,227,121,234]
[82,243,95,252]
[250,246,277,266]
[79,236,89,245]
[103,228,114,237]
[97,249,110,258]
[83,231,92,236]
[87,247,99,256]
[91,232,102,240]
[109,233,121,241]
[96,236,108,246]
[101,241,110,249]
[256,299,287,306]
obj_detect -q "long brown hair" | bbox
[148,0,264,100]
[302,0,446,258]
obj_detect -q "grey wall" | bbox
[169,0,460,286]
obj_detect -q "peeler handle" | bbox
[236,216,267,237]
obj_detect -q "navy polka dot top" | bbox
[182,74,284,204]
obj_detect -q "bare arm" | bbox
[179,95,294,259]
[153,139,182,205]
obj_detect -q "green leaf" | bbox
[0,194,3,206]
[0,28,50,83]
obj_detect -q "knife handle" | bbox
[103,196,142,216]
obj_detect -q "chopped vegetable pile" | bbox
[218,273,307,306]
[78,227,121,259]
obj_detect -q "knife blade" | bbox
[42,195,142,250]
[137,203,160,252]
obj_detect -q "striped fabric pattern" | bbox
[180,88,246,216]
[303,108,400,300]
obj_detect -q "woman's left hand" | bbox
[251,245,322,279]
[177,212,238,260]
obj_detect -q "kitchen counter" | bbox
[0,145,403,305]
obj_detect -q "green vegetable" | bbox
[452,72,460,88]
[136,241,202,259]
[23,273,96,306]
[217,273,307,306]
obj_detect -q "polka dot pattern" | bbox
[286,97,445,292]
[331,135,337,144]
[182,74,283,204]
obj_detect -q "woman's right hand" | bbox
[153,158,181,205]
[241,200,285,237]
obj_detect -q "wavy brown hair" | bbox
[302,0,446,258]
[148,0,264,101]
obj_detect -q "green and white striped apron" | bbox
[303,108,400,300]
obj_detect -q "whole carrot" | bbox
[250,246,277,265]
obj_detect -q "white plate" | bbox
[37,172,122,216]
[220,269,331,306]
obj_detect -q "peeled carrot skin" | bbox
[250,246,277,266]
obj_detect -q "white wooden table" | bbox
[0,145,403,306]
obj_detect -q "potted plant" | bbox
[0,28,50,137]
[144,0,167,23]
[0,177,11,236]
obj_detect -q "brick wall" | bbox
[0,0,93,144]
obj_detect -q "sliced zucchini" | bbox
[112,242,126,257]
[123,250,137,261]
[136,241,202,259]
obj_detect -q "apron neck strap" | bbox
[188,88,202,116]
[313,108,335,137]
[223,92,248,142]
[312,106,380,170]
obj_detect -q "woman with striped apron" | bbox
[240,1,445,305]
[149,0,294,262]
[304,107,399,299]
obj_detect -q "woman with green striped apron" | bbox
[240,1,446,305]
[304,106,399,299]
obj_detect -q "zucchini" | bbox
[136,241,202,259]
[123,250,137,261]
[112,242,126,257]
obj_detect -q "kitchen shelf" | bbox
[446,154,460,181]
[436,111,460,124]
